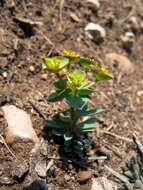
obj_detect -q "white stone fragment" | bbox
[86,0,100,8]
[85,23,106,42]
[2,105,39,144]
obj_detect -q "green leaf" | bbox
[64,131,73,141]
[65,94,89,110]
[124,171,134,179]
[76,118,96,130]
[52,129,66,136]
[79,129,95,133]
[41,56,69,72]
[48,89,70,102]
[75,108,103,117]
[92,63,113,81]
[67,70,88,88]
[79,58,91,69]
[53,80,67,89]
[77,88,95,96]
[93,70,113,81]
[45,120,66,128]
[59,112,71,122]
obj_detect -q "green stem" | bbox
[69,107,78,131]
[56,73,64,82]
[85,81,95,89]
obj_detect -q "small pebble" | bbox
[2,72,8,78]
[68,164,73,170]
[86,0,100,9]
[137,91,143,97]
[41,73,48,80]
[0,176,15,185]
[78,170,93,182]
[64,174,70,182]
[85,23,106,44]
[29,66,35,72]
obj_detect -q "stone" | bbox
[85,23,106,44]
[86,0,100,9]
[23,180,48,190]
[0,176,15,185]
[78,170,93,182]
[106,53,135,74]
[129,16,139,31]
[29,66,35,72]
[2,72,8,78]
[90,177,116,190]
[35,160,47,178]
[90,179,103,190]
[41,73,48,80]
[2,105,39,144]
[12,161,29,179]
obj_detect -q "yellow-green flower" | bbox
[41,56,69,72]
[66,70,88,88]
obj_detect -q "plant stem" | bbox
[56,73,64,82]
[85,81,95,89]
[69,107,78,131]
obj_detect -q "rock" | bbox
[90,177,117,190]
[12,161,29,179]
[23,180,48,190]
[70,12,81,22]
[0,176,15,185]
[137,91,143,97]
[35,160,47,178]
[2,72,8,78]
[106,53,135,74]
[90,179,103,190]
[29,66,35,72]
[2,105,39,144]
[85,23,106,44]
[129,16,139,31]
[41,73,48,80]
[78,170,93,182]
[86,0,100,9]
[120,32,134,52]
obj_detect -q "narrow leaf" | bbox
[45,120,66,128]
[52,129,66,136]
[76,118,96,130]
[65,94,89,110]
[53,80,67,89]
[48,89,70,102]
[75,108,103,117]
[80,58,91,69]
[64,131,73,141]
[77,88,95,96]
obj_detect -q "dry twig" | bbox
[0,134,18,160]
[59,0,65,31]
[101,130,132,143]
[105,165,133,190]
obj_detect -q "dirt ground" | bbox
[0,0,143,189]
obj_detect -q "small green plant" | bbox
[41,50,112,154]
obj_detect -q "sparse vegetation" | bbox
[41,50,112,154]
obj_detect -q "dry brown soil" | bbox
[0,0,143,189]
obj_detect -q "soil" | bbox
[0,0,143,189]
